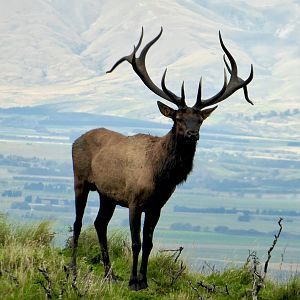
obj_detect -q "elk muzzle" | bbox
[185,130,199,141]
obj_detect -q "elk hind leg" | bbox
[94,196,116,280]
[71,180,89,276]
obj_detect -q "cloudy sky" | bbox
[0,0,299,119]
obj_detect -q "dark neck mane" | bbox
[155,129,197,186]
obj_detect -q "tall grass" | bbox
[0,216,299,299]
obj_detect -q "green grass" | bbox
[0,214,299,299]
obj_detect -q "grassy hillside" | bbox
[0,214,299,300]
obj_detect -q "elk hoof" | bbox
[138,279,148,290]
[104,270,118,283]
[129,278,139,291]
[128,277,148,291]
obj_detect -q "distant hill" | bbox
[0,105,168,129]
[0,0,299,123]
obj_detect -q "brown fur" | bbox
[70,106,215,291]
[71,28,253,291]
[72,127,195,209]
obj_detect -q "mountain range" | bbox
[0,0,299,138]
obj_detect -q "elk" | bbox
[71,27,253,291]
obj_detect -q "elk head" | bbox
[107,27,253,143]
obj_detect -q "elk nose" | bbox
[185,130,199,141]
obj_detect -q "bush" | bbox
[0,214,11,246]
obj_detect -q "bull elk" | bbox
[71,27,253,291]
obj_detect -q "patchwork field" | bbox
[0,107,299,279]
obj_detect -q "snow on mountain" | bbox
[0,0,299,123]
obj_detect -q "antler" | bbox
[193,31,253,110]
[106,27,187,109]
[107,28,253,111]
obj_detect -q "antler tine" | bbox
[219,31,238,77]
[195,31,254,109]
[106,27,144,74]
[242,64,254,105]
[193,69,227,110]
[223,54,254,105]
[196,77,202,105]
[139,27,162,63]
[223,55,231,74]
[107,27,186,108]
[181,81,185,102]
[161,69,186,108]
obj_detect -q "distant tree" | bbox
[2,190,22,197]
[35,196,42,204]
[24,195,33,203]
[11,202,30,210]
[238,212,251,222]
[170,223,201,232]
[214,226,229,234]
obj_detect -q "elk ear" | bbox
[201,106,218,120]
[157,101,175,119]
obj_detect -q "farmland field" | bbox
[0,107,299,279]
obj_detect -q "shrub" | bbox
[0,214,11,246]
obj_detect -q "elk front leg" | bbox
[94,197,116,280]
[128,207,142,291]
[138,208,161,289]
